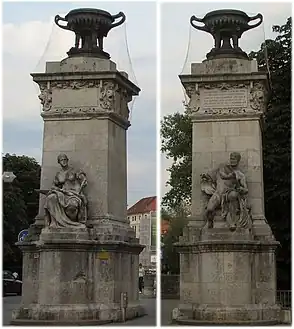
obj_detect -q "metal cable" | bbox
[261,22,273,90]
[32,18,55,114]
[123,21,138,86]
[180,23,192,107]
[123,21,138,121]
[33,18,55,72]
[180,23,192,75]
[123,22,138,122]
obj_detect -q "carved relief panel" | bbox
[183,81,268,116]
[36,79,132,120]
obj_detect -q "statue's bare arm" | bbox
[219,165,235,180]
[237,173,248,194]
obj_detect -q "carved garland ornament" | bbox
[249,81,266,112]
[38,83,52,112]
[184,83,200,113]
[184,81,266,115]
[50,80,95,89]
[99,81,117,111]
[37,80,131,118]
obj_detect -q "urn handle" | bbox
[190,15,209,32]
[110,11,126,29]
[54,15,70,30]
[245,13,263,31]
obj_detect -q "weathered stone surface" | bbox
[32,55,140,230]
[13,18,144,325]
[175,19,280,324]
[13,228,144,324]
[173,227,280,323]
[46,57,117,73]
[191,58,258,75]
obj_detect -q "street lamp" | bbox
[2,171,16,183]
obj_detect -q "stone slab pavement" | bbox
[3,295,156,326]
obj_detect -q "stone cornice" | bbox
[180,71,269,86]
[33,75,136,124]
[31,71,140,96]
[41,110,131,130]
[16,240,144,254]
[175,240,280,253]
[191,112,263,122]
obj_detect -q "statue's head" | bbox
[57,153,69,168]
[229,152,241,167]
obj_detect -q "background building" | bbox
[127,196,156,269]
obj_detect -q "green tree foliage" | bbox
[161,209,188,274]
[161,18,291,288]
[161,113,192,210]
[249,17,291,289]
[3,154,41,267]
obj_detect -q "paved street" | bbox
[3,295,156,326]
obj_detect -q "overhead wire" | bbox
[122,21,138,122]
[31,18,139,119]
[262,22,273,91]
[246,11,272,90]
[180,23,193,108]
[32,18,55,114]
[179,11,272,110]
[33,18,55,73]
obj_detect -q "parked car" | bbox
[3,270,22,296]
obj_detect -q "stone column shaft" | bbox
[32,57,139,227]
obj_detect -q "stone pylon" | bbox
[173,9,281,325]
[12,8,145,325]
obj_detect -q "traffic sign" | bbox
[18,229,29,242]
[2,172,16,183]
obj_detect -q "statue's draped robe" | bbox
[44,168,87,227]
[201,164,252,228]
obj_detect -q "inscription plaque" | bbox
[201,89,248,109]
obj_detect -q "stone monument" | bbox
[173,9,281,325]
[12,8,145,325]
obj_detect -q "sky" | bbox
[2,1,156,207]
[160,1,292,199]
[2,1,292,207]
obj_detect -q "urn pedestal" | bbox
[12,9,145,324]
[172,13,281,324]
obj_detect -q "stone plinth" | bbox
[12,228,145,324]
[173,56,281,324]
[173,228,280,324]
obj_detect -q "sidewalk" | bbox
[3,295,156,326]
